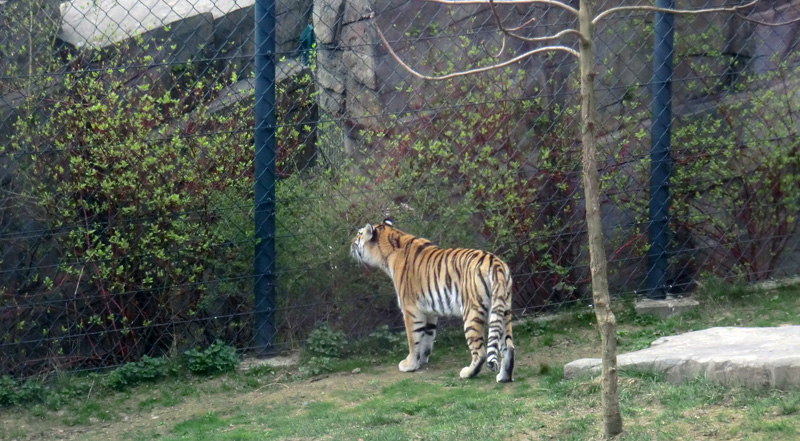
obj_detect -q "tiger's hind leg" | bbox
[459,307,487,379]
[419,315,438,365]
[496,310,515,383]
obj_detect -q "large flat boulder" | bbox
[564,326,800,389]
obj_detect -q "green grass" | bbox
[62,400,116,426]
[126,370,800,441]
[156,376,540,441]
[2,280,800,441]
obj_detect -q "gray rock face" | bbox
[564,326,800,389]
[313,0,344,44]
[59,0,312,68]
[212,5,255,80]
[59,0,250,48]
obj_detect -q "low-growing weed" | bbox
[304,324,348,359]
[185,341,240,375]
[353,324,404,355]
[0,376,44,406]
[299,324,349,376]
[105,356,168,390]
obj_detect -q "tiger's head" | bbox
[350,219,394,269]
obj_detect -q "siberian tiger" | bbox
[351,219,515,383]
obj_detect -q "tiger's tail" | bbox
[486,263,514,382]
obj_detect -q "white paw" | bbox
[459,366,473,378]
[399,358,419,372]
[496,372,512,383]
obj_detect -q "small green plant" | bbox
[0,376,44,406]
[299,324,348,376]
[105,356,168,390]
[184,341,240,375]
[516,320,553,338]
[298,357,337,377]
[778,395,800,416]
[305,324,348,359]
[356,325,403,355]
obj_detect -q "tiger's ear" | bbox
[363,223,375,241]
[383,218,393,227]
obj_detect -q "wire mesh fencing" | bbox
[1,0,798,377]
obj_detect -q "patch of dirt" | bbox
[239,352,300,370]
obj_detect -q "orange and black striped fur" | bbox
[351,220,514,382]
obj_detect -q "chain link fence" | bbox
[1,0,798,377]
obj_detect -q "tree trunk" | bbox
[578,0,623,437]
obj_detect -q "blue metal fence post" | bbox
[648,0,675,300]
[254,0,278,354]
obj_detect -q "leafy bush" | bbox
[184,341,240,375]
[3,34,321,376]
[670,79,800,282]
[4,41,257,373]
[0,376,21,406]
[105,356,168,390]
[356,325,404,355]
[305,324,348,359]
[298,324,349,376]
[0,376,44,407]
[298,357,337,377]
[605,52,800,285]
[273,166,398,345]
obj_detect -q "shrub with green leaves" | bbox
[603,50,800,284]
[184,340,240,375]
[0,376,44,407]
[105,356,168,390]
[305,324,348,359]
[670,75,800,281]
[2,35,322,375]
[357,325,404,355]
[271,40,584,344]
[298,324,349,376]
[4,43,256,372]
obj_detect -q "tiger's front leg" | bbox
[398,306,426,372]
[418,315,438,365]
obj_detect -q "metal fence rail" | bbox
[1,0,799,377]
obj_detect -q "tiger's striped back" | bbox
[351,220,515,382]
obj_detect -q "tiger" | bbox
[351,219,515,383]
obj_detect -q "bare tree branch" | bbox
[478,33,508,59]
[484,34,508,58]
[592,0,760,25]
[506,15,538,32]
[418,0,579,17]
[371,13,579,81]
[526,28,584,43]
[487,0,521,49]
[487,0,583,44]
